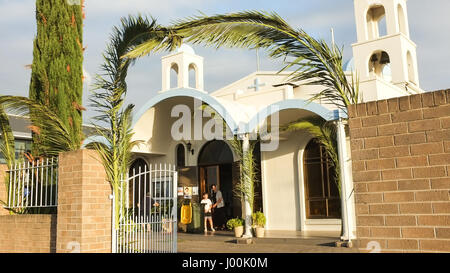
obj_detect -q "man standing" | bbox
[211,184,226,230]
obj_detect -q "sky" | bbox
[0,0,449,122]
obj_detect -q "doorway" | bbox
[198,140,238,220]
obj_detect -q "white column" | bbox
[242,134,253,238]
[336,118,356,241]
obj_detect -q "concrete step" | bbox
[178,231,341,246]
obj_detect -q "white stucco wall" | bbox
[261,131,311,231]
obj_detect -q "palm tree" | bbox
[229,136,259,237]
[125,11,360,113]
[88,15,178,229]
[229,137,258,213]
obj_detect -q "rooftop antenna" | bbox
[331,28,335,48]
[256,47,260,71]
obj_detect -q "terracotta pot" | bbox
[255,226,265,238]
[234,226,244,238]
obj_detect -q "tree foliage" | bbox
[29,0,85,154]
[0,96,80,157]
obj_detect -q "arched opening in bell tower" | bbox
[369,50,392,82]
[366,5,387,39]
[170,63,179,89]
[188,63,197,89]
[397,4,408,36]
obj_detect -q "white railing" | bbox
[6,158,58,209]
[113,164,178,253]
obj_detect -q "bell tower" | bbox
[161,44,204,92]
[352,0,422,102]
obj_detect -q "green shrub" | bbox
[226,218,244,230]
[252,211,266,227]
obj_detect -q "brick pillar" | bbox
[0,164,9,216]
[56,149,112,253]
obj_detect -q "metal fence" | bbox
[113,164,178,253]
[6,158,58,209]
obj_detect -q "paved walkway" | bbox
[178,231,359,253]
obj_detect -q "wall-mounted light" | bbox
[186,142,194,155]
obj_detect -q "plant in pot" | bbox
[226,218,244,238]
[252,212,266,238]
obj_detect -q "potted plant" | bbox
[252,212,266,238]
[226,218,244,238]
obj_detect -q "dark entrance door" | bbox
[303,139,341,219]
[199,166,219,198]
[198,140,237,220]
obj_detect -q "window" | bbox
[128,158,149,211]
[176,144,186,168]
[188,63,197,89]
[0,139,32,164]
[303,139,341,219]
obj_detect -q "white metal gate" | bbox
[112,164,178,253]
[6,158,58,210]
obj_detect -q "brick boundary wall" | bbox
[56,149,112,253]
[348,90,450,253]
[0,164,10,216]
[0,215,57,253]
[0,165,57,253]
[0,150,112,253]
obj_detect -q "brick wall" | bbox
[0,215,57,253]
[349,90,450,253]
[0,165,57,253]
[56,149,112,253]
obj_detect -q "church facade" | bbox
[128,0,422,236]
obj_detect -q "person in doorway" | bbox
[201,192,215,232]
[211,184,226,230]
[209,186,216,205]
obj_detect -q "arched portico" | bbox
[128,87,353,237]
[245,99,343,134]
[133,88,241,134]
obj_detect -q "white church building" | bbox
[128,0,422,237]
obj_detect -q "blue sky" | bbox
[1,0,449,122]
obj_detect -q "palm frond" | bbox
[0,104,16,208]
[126,10,359,112]
[0,96,78,157]
[0,105,16,169]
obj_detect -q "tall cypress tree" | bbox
[29,0,84,155]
